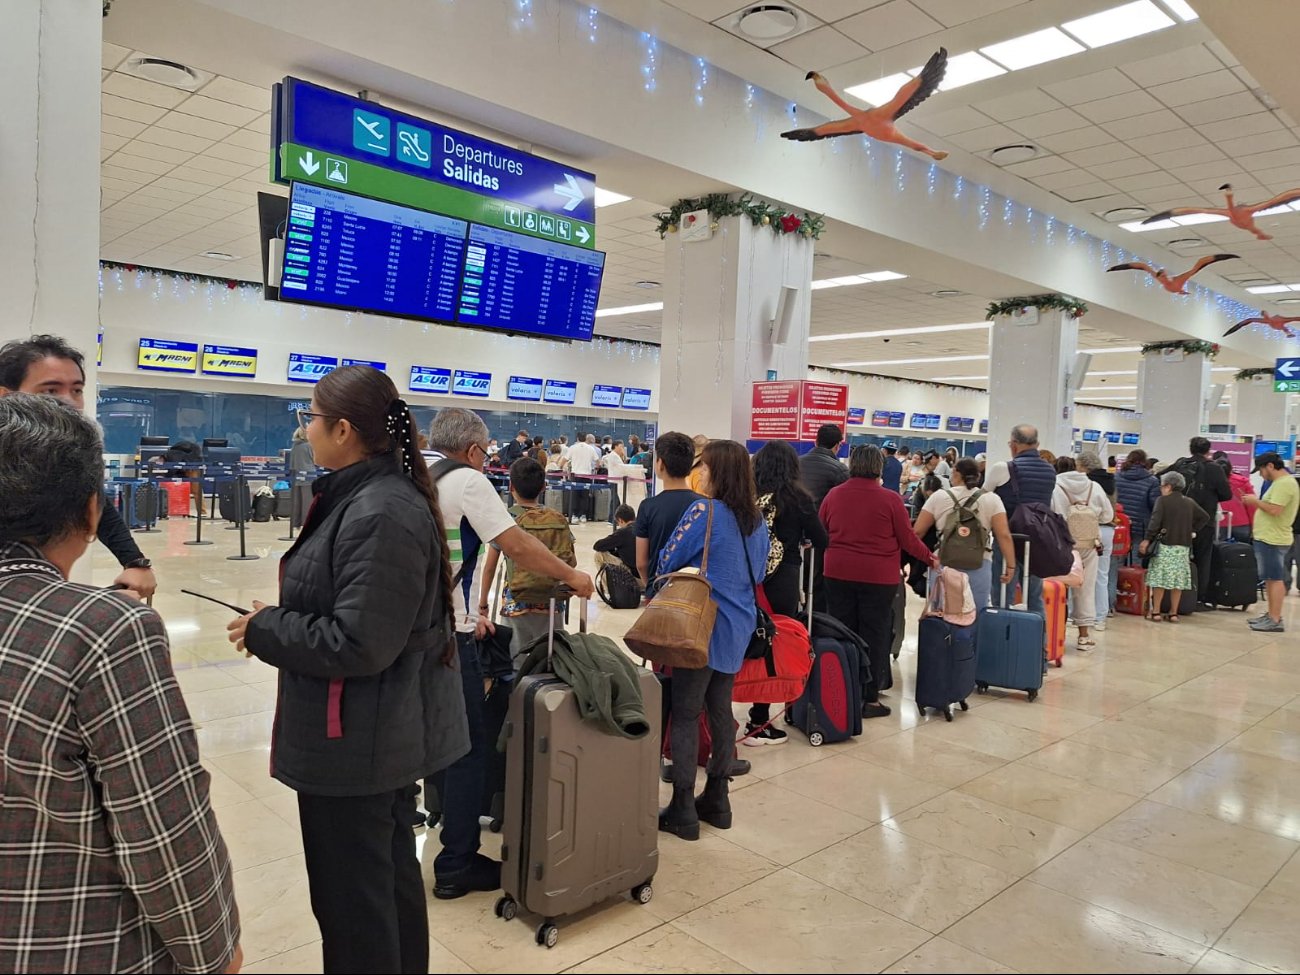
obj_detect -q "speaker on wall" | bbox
[769,285,799,345]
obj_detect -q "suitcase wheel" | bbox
[1055,658,1064,668]
[943,707,953,722]
[1026,689,1038,702]
[918,705,926,719]
[495,896,518,921]
[632,882,654,905]
[976,682,988,694]
[959,700,969,711]
[536,922,559,949]
[808,731,825,747]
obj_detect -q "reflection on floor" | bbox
[90,517,1300,974]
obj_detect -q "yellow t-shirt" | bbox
[1254,473,1299,546]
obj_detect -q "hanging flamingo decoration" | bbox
[1223,311,1300,338]
[1106,254,1240,295]
[782,49,949,161]
[1142,184,1300,241]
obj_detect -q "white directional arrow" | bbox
[1279,360,1298,378]
[298,151,320,176]
[553,173,584,212]
[575,226,590,244]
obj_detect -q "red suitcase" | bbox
[161,480,191,517]
[1042,579,1066,668]
[1117,565,1147,616]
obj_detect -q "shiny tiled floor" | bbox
[91,517,1300,974]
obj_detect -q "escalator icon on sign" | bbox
[523,212,538,232]
[326,158,348,184]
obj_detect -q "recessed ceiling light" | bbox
[1088,346,1143,354]
[123,56,201,89]
[1119,218,1177,232]
[1171,213,1229,226]
[981,27,1085,70]
[594,301,663,318]
[930,289,966,297]
[202,251,238,261]
[809,322,989,343]
[1159,0,1199,21]
[989,144,1039,165]
[1102,206,1149,222]
[594,188,631,207]
[634,280,660,289]
[1062,1,1175,49]
[845,72,914,107]
[1247,285,1292,294]
[830,354,989,367]
[735,4,801,40]
[860,270,908,282]
[1276,297,1300,304]
[905,341,923,347]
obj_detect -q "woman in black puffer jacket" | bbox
[228,365,468,975]
[1116,449,1161,561]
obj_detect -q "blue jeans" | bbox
[427,632,487,876]
[991,547,1044,618]
[1255,540,1290,582]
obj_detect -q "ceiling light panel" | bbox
[845,73,914,107]
[981,28,1085,70]
[1062,1,1175,49]
[809,322,990,342]
[831,354,990,367]
[1171,213,1229,225]
[935,52,1007,91]
[594,188,631,207]
[594,301,662,317]
[1159,0,1199,21]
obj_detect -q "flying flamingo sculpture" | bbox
[1223,312,1300,338]
[782,49,949,161]
[1106,254,1240,294]
[1142,183,1300,241]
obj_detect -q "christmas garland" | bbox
[1140,339,1221,359]
[101,260,259,290]
[1234,367,1273,381]
[654,194,825,240]
[985,294,1088,320]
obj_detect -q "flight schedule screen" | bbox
[280,183,467,323]
[457,224,606,341]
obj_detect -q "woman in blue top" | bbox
[655,439,770,841]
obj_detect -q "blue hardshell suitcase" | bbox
[915,584,977,721]
[974,535,1045,702]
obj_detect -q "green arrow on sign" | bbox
[278,142,596,249]
[1275,380,1300,393]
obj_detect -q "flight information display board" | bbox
[592,384,622,408]
[507,375,543,401]
[622,387,652,410]
[543,380,576,404]
[280,182,467,323]
[457,224,605,341]
[1122,432,1140,445]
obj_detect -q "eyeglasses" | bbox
[297,409,332,430]
[468,442,489,461]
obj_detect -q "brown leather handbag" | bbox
[623,502,717,669]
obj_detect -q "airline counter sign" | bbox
[341,357,387,371]
[507,375,543,401]
[410,366,451,394]
[452,369,492,397]
[202,344,258,377]
[288,352,339,384]
[137,338,198,374]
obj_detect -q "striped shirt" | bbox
[0,543,239,973]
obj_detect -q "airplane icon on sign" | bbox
[358,118,383,139]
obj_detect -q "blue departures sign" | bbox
[621,387,652,410]
[592,384,622,407]
[282,78,597,225]
[341,358,387,371]
[410,366,452,394]
[452,369,492,397]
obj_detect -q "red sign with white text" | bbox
[799,381,850,442]
[750,381,802,440]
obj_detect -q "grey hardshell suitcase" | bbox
[495,595,660,948]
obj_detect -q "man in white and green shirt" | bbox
[1243,452,1299,632]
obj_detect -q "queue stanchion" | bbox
[279,473,302,542]
[137,472,162,534]
[184,468,214,546]
[227,471,259,561]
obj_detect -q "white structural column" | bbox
[1139,350,1211,462]
[658,214,813,441]
[1231,377,1290,440]
[0,0,102,397]
[986,309,1079,464]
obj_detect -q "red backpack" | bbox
[1112,504,1132,557]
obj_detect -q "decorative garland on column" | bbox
[1234,367,1273,381]
[1139,339,1221,358]
[654,194,824,240]
[984,294,1088,320]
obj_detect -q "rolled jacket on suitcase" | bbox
[974,534,1046,702]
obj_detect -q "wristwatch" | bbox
[122,557,153,570]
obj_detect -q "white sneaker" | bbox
[1094,620,1107,632]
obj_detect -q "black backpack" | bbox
[1006,464,1075,577]
[595,561,643,609]
[1171,457,1204,501]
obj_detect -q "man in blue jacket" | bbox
[882,441,903,493]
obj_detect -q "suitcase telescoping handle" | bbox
[1003,533,1030,611]
[1218,510,1232,543]
[546,585,586,664]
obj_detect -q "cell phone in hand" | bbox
[180,589,251,615]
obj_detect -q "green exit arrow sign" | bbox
[1275,379,1300,393]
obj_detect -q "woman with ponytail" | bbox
[226,365,467,975]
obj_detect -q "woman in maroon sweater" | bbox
[820,444,936,717]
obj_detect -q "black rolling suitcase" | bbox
[273,488,292,520]
[1208,515,1257,611]
[218,482,253,523]
[915,576,976,722]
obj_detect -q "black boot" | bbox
[658,786,700,841]
[695,775,732,830]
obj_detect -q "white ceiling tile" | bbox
[184,154,254,178]
[913,105,995,135]
[100,132,129,153]
[1149,69,1245,109]
[204,142,266,166]
[102,42,131,70]
[1064,142,1137,168]
[1204,39,1240,68]
[154,111,237,141]
[1034,126,1114,153]
[1054,180,1116,202]
[949,123,1025,152]
[133,125,215,154]
[799,0,893,23]
[107,151,176,176]
[101,115,147,139]
[195,76,270,111]
[1100,110,1187,141]
[102,93,171,126]
[242,113,272,136]
[836,1,944,51]
[1120,44,1225,88]
[1176,91,1268,126]
[1004,155,1077,178]
[1172,163,1246,187]
[1041,68,1138,107]
[1030,168,1095,191]
[665,0,751,18]
[222,128,270,152]
[1089,156,1159,180]
[174,94,262,127]
[1234,146,1300,172]
[1075,90,1164,124]
[973,89,1062,122]
[1125,127,1206,155]
[1010,107,1090,137]
[151,176,227,197]
[99,164,152,184]
[120,141,194,165]
[1219,130,1299,158]
[910,0,1026,27]
[1196,112,1284,142]
[1111,171,1184,191]
[100,176,142,194]
[770,27,870,71]
[1148,144,1225,168]
[101,73,190,109]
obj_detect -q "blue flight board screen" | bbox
[1082,429,1102,442]
[280,182,468,324]
[592,384,622,408]
[870,410,892,427]
[457,224,606,341]
[622,387,652,410]
[452,370,492,397]
[1122,432,1140,445]
[507,375,543,401]
[846,407,865,425]
[543,380,577,405]
[342,357,386,371]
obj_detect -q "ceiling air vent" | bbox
[122,57,203,90]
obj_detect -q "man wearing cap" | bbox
[1242,452,1298,632]
[974,453,987,487]
[881,441,903,494]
